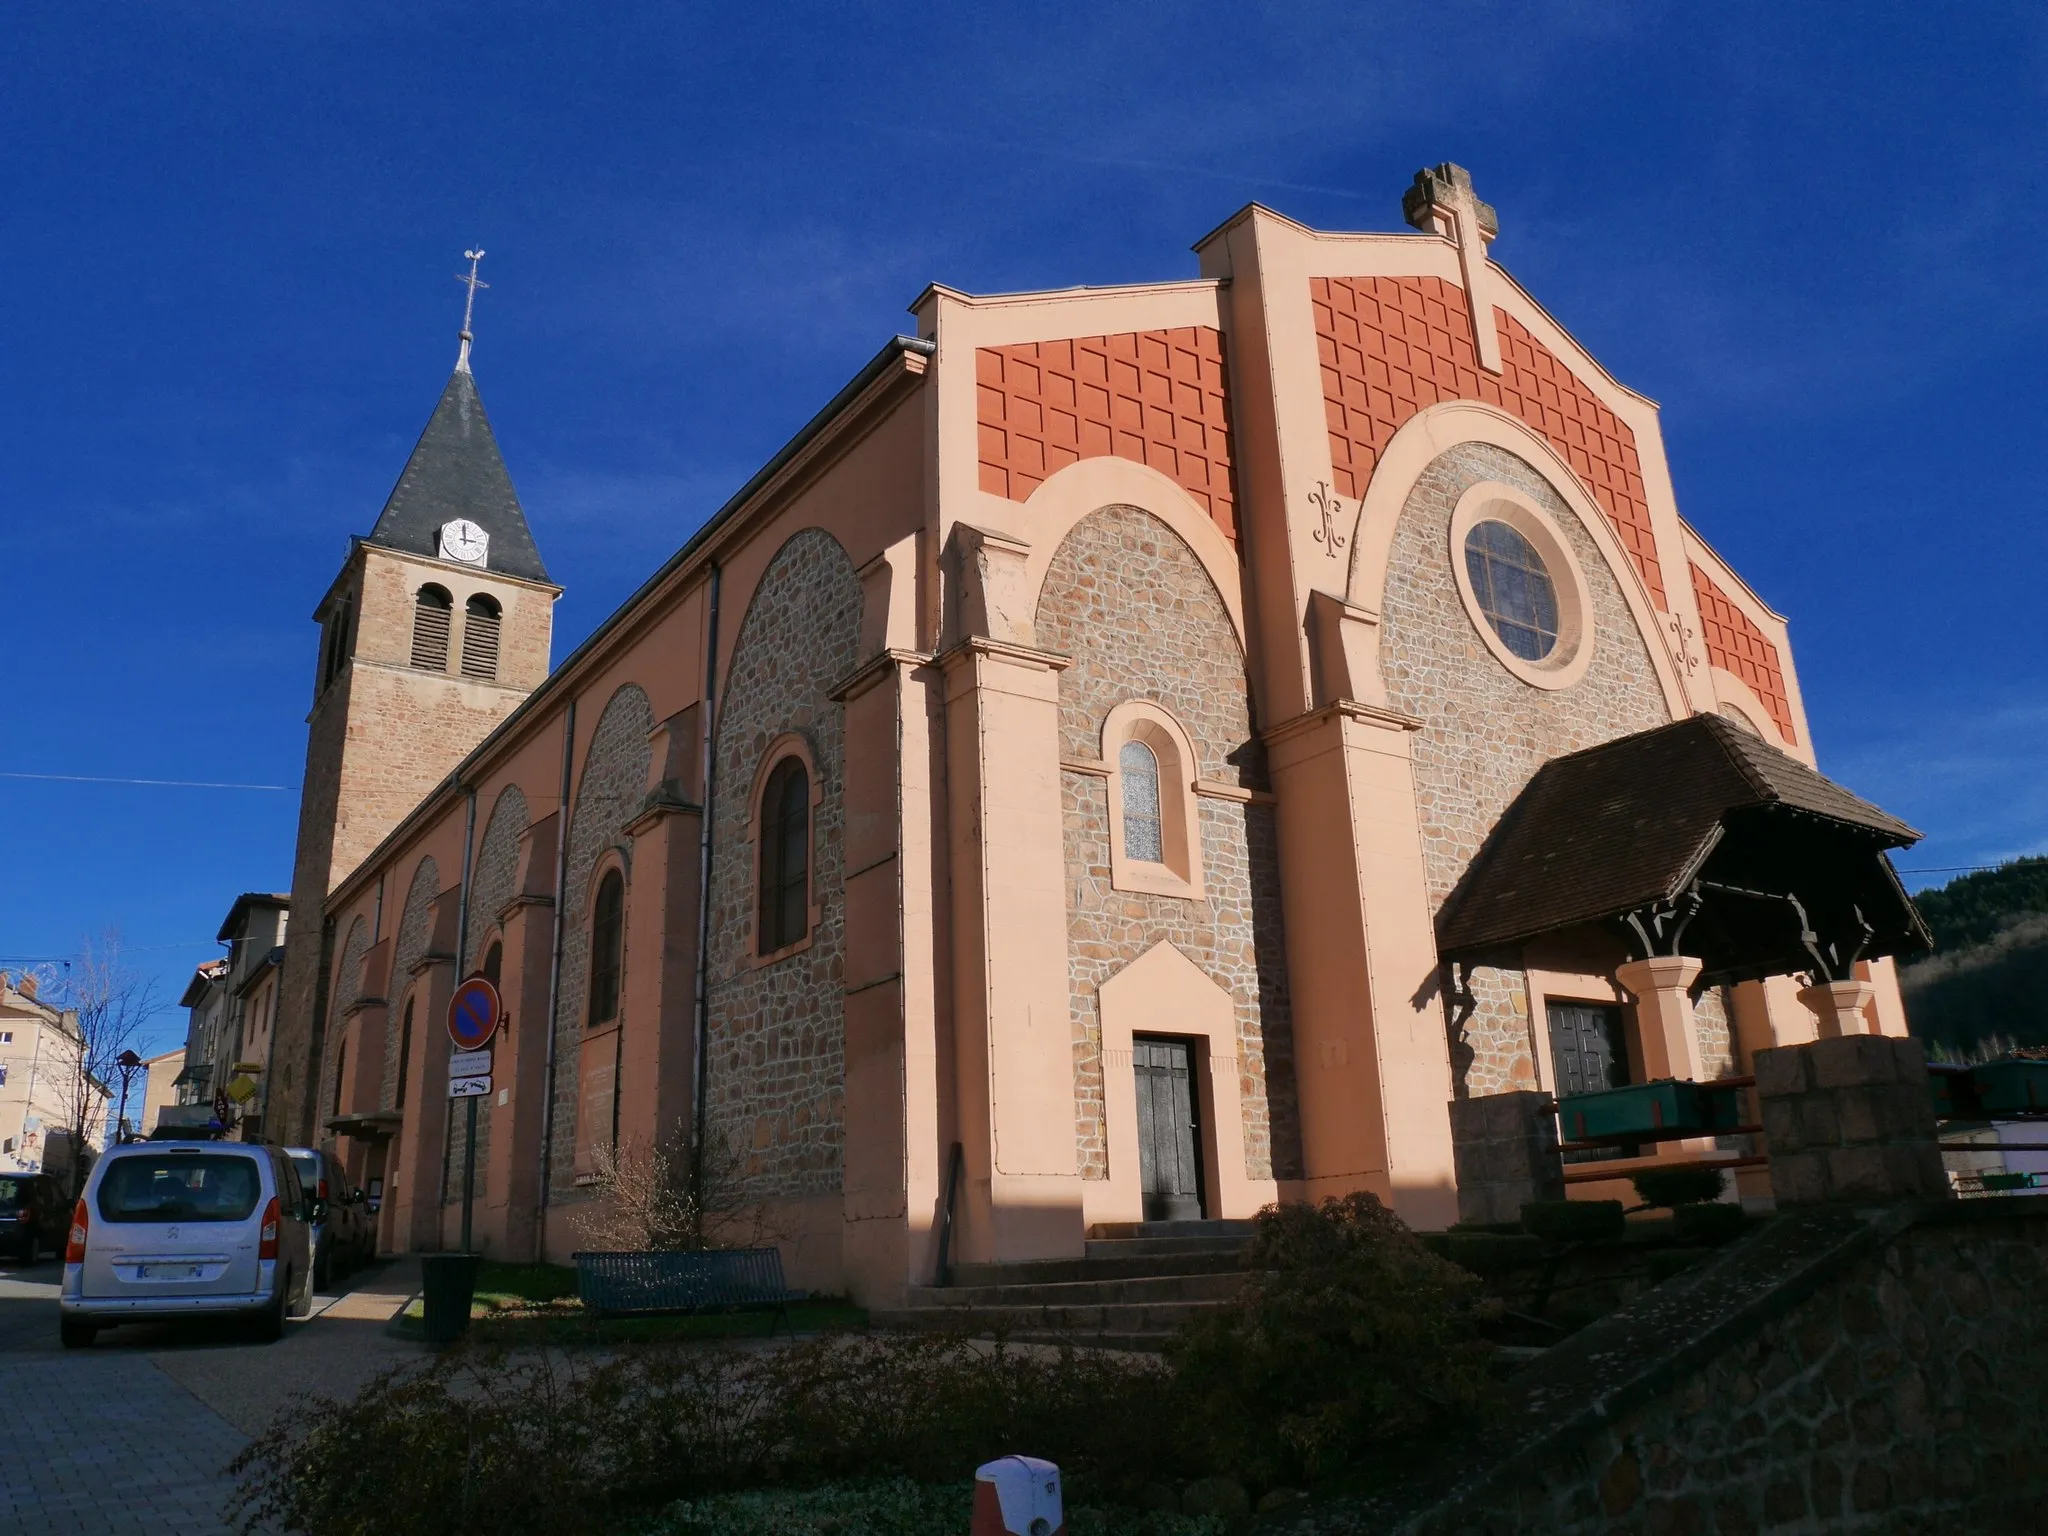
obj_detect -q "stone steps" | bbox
[880,1219,1261,1350]
[907,1269,1248,1309]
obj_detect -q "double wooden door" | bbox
[1546,1000,1631,1161]
[1134,1036,1205,1222]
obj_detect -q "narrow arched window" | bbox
[758,757,810,954]
[588,870,624,1027]
[394,998,413,1109]
[1119,740,1163,862]
[332,1040,347,1118]
[411,585,453,670]
[461,595,502,681]
[482,940,503,988]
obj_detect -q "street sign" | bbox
[447,975,502,1052]
[449,1075,491,1099]
[448,1049,493,1078]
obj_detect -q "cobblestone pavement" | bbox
[0,1253,423,1534]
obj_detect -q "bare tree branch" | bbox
[48,933,163,1199]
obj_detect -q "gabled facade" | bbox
[279,169,1920,1301]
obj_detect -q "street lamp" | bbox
[114,1049,145,1144]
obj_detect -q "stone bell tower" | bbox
[270,256,559,1144]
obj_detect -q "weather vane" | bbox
[455,248,488,371]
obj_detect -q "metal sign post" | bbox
[446,975,502,1254]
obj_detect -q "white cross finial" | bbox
[1402,166,1503,375]
[455,249,488,373]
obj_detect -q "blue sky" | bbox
[3,3,2044,1045]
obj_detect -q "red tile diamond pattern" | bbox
[1691,562,1796,744]
[976,327,1238,541]
[1311,275,1668,610]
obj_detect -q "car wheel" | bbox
[59,1316,95,1350]
[290,1262,314,1319]
[253,1276,289,1343]
[313,1240,332,1294]
[22,1232,40,1267]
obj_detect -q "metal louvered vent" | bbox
[461,598,501,681]
[410,589,452,670]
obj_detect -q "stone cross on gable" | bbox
[1403,163,1504,375]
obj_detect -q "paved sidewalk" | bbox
[0,1258,426,1534]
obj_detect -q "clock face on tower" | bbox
[438,519,490,568]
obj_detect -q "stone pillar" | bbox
[1756,1034,1949,1205]
[1615,956,1706,1082]
[1798,977,1878,1039]
[941,525,1084,1263]
[1449,1091,1564,1226]
[618,704,707,1155]
[482,810,559,1261]
[1264,700,1459,1229]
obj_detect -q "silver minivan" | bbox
[58,1140,314,1348]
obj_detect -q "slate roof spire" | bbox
[364,250,550,583]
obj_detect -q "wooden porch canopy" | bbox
[1435,714,1931,985]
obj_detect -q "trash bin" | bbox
[421,1252,483,1344]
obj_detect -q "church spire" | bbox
[455,248,487,374]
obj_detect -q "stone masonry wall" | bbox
[1407,1210,2048,1535]
[385,855,440,1111]
[547,684,654,1200]
[315,916,371,1129]
[1034,505,1297,1183]
[703,529,861,1204]
[1375,442,1672,1098]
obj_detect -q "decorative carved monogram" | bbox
[1308,481,1348,557]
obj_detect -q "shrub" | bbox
[1440,1231,1546,1275]
[1519,1199,1625,1244]
[1170,1193,1498,1488]
[228,1332,1191,1536]
[1673,1202,1746,1244]
[1629,1166,1727,1209]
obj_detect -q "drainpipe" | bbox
[535,698,576,1259]
[688,562,722,1206]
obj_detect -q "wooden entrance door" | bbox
[1134,1036,1204,1222]
[1547,1000,1631,1161]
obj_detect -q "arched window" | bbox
[1103,702,1204,900]
[320,597,354,692]
[482,940,503,988]
[394,998,413,1109]
[1119,740,1164,862]
[332,1039,347,1117]
[588,870,624,1027]
[757,757,811,954]
[461,595,502,681]
[410,585,453,671]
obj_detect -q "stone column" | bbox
[482,810,559,1261]
[618,704,707,1155]
[1615,956,1707,1082]
[1798,977,1877,1039]
[1756,1034,1948,1205]
[940,525,1084,1263]
[1264,700,1459,1229]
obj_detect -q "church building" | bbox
[263,167,1927,1303]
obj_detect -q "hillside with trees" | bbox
[1899,855,2048,1055]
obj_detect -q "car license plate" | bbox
[136,1264,201,1281]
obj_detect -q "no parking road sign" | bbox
[447,974,502,1052]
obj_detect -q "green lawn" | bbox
[396,1260,867,1344]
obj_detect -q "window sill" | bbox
[750,924,819,970]
[1110,861,1202,902]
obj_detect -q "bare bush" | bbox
[570,1127,780,1252]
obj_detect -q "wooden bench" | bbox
[570,1247,808,1334]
